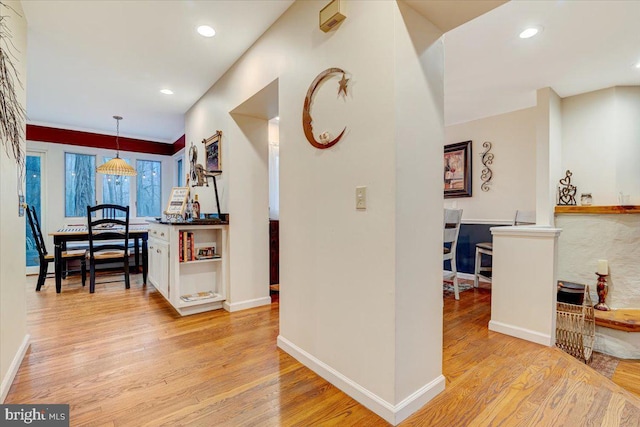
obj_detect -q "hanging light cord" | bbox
[113,115,123,158]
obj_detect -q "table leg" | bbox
[55,243,62,293]
[134,236,140,273]
[142,236,148,285]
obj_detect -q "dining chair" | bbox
[86,204,130,293]
[26,205,86,291]
[443,208,463,300]
[473,210,536,288]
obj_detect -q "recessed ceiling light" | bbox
[197,25,216,38]
[274,116,280,121]
[160,89,174,95]
[519,26,542,39]
[635,62,640,69]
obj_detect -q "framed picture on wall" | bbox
[204,130,223,173]
[444,140,472,198]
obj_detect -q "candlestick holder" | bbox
[594,273,610,311]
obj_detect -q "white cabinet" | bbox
[146,221,228,316]
[148,237,169,299]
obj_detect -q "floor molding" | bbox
[1,334,30,403]
[277,335,445,425]
[489,320,553,346]
[223,296,271,312]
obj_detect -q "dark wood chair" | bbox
[26,205,86,291]
[86,204,130,293]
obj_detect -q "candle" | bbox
[597,259,608,275]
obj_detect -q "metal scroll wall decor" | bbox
[480,141,494,192]
[302,67,350,149]
[557,170,577,206]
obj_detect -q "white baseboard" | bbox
[1,334,30,403]
[277,335,445,425]
[489,320,553,346]
[223,296,271,312]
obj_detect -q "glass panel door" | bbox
[25,152,44,273]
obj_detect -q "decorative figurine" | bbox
[557,170,577,206]
[594,260,610,311]
[594,273,610,311]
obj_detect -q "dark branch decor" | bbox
[557,170,577,206]
[480,141,493,192]
[0,2,26,209]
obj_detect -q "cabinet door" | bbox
[156,240,170,298]
[148,237,170,299]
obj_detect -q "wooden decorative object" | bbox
[204,130,222,173]
[594,274,610,311]
[302,67,349,149]
[556,285,595,364]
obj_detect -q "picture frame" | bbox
[164,187,189,216]
[204,130,223,173]
[444,140,472,198]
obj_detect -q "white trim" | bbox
[277,335,445,425]
[489,320,553,346]
[491,225,561,238]
[1,334,30,403]
[461,219,512,225]
[223,296,271,312]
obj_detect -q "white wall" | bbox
[444,107,537,222]
[185,1,444,423]
[0,0,28,402]
[562,86,640,206]
[537,87,562,226]
[26,140,173,254]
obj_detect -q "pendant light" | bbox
[96,115,137,176]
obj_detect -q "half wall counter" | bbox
[147,219,229,316]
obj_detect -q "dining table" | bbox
[49,224,149,293]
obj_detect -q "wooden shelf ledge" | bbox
[555,205,640,214]
[594,309,640,332]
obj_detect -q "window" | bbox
[65,153,96,217]
[177,158,184,187]
[102,157,131,216]
[137,160,161,217]
[25,154,42,267]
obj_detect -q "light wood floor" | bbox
[6,275,640,426]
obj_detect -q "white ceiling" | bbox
[22,0,294,143]
[444,0,640,125]
[22,1,640,142]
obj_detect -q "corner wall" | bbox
[562,86,640,206]
[185,1,444,423]
[0,0,29,402]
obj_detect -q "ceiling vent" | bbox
[319,0,346,33]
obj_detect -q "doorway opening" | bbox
[229,78,279,305]
[268,118,280,300]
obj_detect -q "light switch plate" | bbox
[356,186,366,210]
